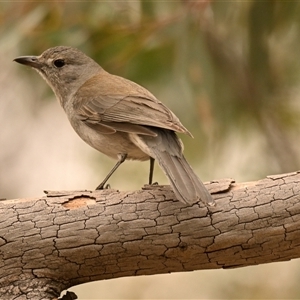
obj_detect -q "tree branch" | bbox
[1,171,300,299]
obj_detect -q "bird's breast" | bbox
[68,117,150,161]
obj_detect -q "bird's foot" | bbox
[95,183,111,190]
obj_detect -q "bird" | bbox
[14,46,214,205]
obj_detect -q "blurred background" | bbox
[1,1,300,298]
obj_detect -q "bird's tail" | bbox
[139,129,214,205]
[153,148,214,205]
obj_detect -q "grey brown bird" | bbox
[14,46,214,205]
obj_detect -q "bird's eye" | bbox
[53,59,65,68]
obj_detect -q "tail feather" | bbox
[133,128,214,205]
[153,148,214,205]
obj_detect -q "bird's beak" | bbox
[13,56,42,69]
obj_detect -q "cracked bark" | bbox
[1,171,300,299]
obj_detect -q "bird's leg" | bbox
[96,153,127,190]
[149,157,155,185]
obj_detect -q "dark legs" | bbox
[96,154,155,190]
[96,153,127,190]
[149,157,155,185]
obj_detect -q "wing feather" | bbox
[73,71,192,137]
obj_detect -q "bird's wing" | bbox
[73,71,192,137]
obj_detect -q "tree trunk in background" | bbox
[1,172,300,299]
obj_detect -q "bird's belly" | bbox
[71,120,149,161]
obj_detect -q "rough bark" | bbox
[1,171,300,299]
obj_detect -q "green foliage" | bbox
[3,1,300,175]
